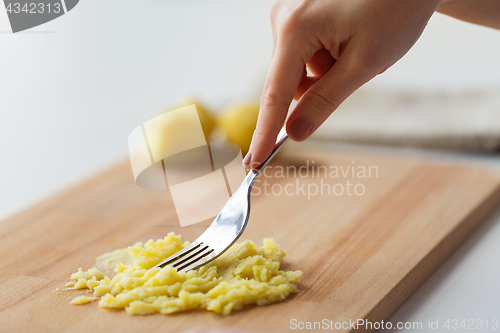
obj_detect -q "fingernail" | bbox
[289,117,313,141]
[243,151,252,166]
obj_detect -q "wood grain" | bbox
[1,142,500,333]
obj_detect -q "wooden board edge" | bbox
[356,180,500,333]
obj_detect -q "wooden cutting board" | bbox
[1,142,500,333]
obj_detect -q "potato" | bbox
[68,233,302,315]
[216,103,260,154]
[175,99,216,141]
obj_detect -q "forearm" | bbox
[437,0,500,29]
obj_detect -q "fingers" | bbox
[294,49,335,101]
[307,48,336,77]
[286,47,374,141]
[294,76,319,101]
[244,42,305,169]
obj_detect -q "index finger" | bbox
[244,42,305,169]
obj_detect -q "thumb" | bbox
[286,49,374,141]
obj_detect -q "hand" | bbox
[243,0,441,169]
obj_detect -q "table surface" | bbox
[3,140,500,332]
[6,143,500,333]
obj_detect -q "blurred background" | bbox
[1,0,500,220]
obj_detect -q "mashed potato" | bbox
[70,296,98,305]
[67,233,302,315]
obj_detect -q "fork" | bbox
[153,127,289,273]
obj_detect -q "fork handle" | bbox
[252,127,289,173]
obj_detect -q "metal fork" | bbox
[153,127,289,273]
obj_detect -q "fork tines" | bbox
[153,241,215,272]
